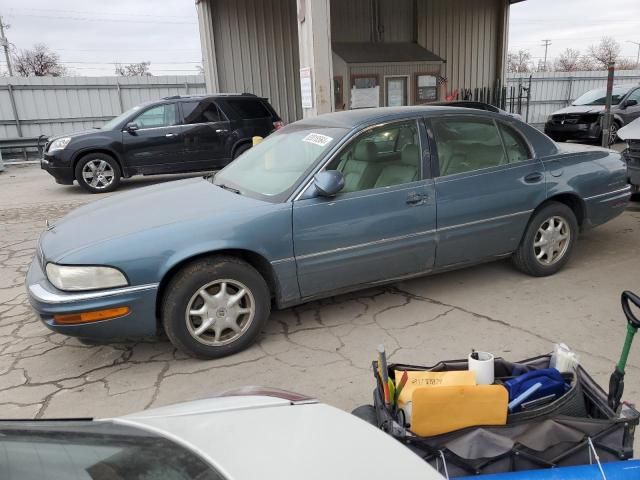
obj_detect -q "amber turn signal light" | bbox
[54,307,130,325]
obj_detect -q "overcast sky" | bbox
[1,0,639,77]
[509,0,640,65]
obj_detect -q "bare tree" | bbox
[588,36,621,70]
[11,43,66,77]
[507,49,533,73]
[615,57,639,71]
[114,61,152,76]
[554,48,581,71]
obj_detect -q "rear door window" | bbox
[182,99,225,124]
[432,117,507,176]
[498,123,532,163]
[227,99,271,119]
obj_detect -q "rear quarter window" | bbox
[516,122,558,157]
[227,99,272,119]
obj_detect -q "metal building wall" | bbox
[416,0,506,94]
[330,0,415,43]
[0,76,206,139]
[209,0,302,123]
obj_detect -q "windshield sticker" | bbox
[302,133,333,147]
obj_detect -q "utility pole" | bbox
[0,15,12,76]
[601,61,615,148]
[628,41,640,68]
[541,39,552,71]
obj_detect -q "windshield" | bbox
[0,420,226,480]
[101,105,144,130]
[214,125,348,202]
[572,87,629,106]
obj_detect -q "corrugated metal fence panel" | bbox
[210,0,302,123]
[507,70,640,126]
[0,76,205,139]
[417,0,502,94]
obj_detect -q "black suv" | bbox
[41,93,283,193]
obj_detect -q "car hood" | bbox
[49,129,103,142]
[41,177,270,262]
[618,117,640,141]
[113,396,441,480]
[552,105,605,115]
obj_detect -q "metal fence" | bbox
[506,70,640,127]
[0,76,207,141]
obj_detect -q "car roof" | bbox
[161,93,268,101]
[295,106,493,130]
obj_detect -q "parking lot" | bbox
[1,163,640,419]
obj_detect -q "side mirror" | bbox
[125,122,139,133]
[313,170,345,197]
[625,99,638,108]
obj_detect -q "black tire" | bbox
[75,153,121,193]
[232,143,252,159]
[351,405,378,426]
[161,256,270,359]
[512,202,578,277]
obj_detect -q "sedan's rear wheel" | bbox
[512,202,578,277]
[162,256,270,359]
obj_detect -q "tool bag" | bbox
[368,354,639,477]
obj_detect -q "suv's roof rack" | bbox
[161,93,261,100]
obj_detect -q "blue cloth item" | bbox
[504,368,567,403]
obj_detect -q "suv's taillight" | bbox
[273,121,285,130]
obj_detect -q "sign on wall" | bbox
[416,74,438,102]
[351,86,380,109]
[300,67,313,109]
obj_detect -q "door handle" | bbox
[406,192,428,205]
[215,129,228,133]
[165,133,176,138]
[524,172,544,183]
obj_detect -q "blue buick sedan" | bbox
[27,107,630,358]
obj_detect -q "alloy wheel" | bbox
[185,279,255,346]
[533,216,571,266]
[608,123,618,146]
[82,159,115,189]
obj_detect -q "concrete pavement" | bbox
[1,164,639,419]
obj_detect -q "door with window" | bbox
[619,88,640,124]
[385,77,408,107]
[429,116,546,268]
[122,103,183,174]
[180,99,232,170]
[293,120,437,298]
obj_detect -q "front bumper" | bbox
[544,121,602,141]
[26,257,159,338]
[41,155,75,185]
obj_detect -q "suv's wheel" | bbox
[604,121,620,146]
[233,143,251,159]
[162,256,270,359]
[75,153,121,193]
[512,202,578,277]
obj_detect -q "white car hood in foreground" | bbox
[618,117,640,141]
[111,396,442,480]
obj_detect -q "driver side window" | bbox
[134,104,178,129]
[327,121,421,193]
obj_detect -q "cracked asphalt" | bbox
[1,164,640,419]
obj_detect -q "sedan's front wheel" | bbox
[162,256,270,359]
[512,202,578,277]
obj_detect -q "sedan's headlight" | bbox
[48,137,71,152]
[45,264,128,291]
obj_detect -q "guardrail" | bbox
[0,135,47,162]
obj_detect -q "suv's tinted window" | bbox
[134,103,177,128]
[227,99,271,119]
[498,123,531,163]
[182,99,224,124]
[0,421,226,480]
[327,121,421,193]
[432,117,506,176]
